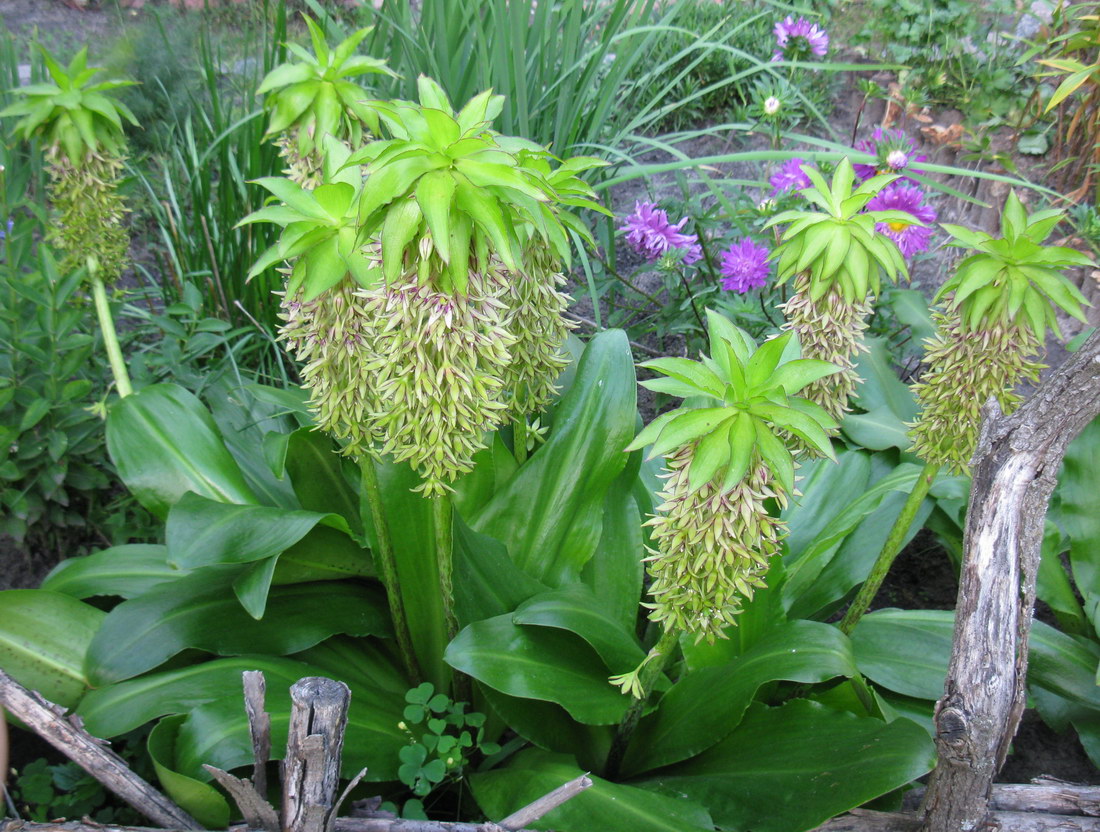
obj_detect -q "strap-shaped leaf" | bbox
[415,170,456,264]
[650,408,734,460]
[639,357,725,399]
[688,418,736,493]
[381,197,424,284]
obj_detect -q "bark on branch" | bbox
[918,331,1100,832]
[0,669,201,830]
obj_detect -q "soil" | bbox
[2,0,1100,810]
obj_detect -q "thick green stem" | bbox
[513,417,528,464]
[433,494,458,642]
[360,458,421,683]
[839,462,941,635]
[605,626,680,778]
[91,275,132,398]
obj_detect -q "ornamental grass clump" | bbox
[766,158,914,422]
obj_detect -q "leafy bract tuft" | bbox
[343,76,610,294]
[764,158,912,302]
[937,191,1094,338]
[258,15,396,154]
[625,310,840,495]
[0,46,138,161]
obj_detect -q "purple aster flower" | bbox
[0,218,11,240]
[619,201,703,265]
[770,158,813,196]
[719,237,772,293]
[853,127,928,183]
[865,184,937,259]
[772,16,829,62]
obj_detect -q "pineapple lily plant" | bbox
[1,46,139,397]
[766,158,914,423]
[839,191,1094,633]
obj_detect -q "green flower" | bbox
[624,311,839,642]
[0,46,138,161]
[257,16,395,156]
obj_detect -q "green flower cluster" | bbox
[248,79,604,494]
[623,312,839,645]
[766,159,912,420]
[908,192,1093,473]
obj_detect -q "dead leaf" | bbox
[921,123,965,147]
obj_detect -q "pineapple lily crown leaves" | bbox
[240,136,367,301]
[0,46,138,161]
[257,15,396,154]
[341,76,610,294]
[937,191,1094,338]
[626,311,841,496]
[764,158,914,302]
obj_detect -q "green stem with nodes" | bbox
[605,626,680,779]
[839,462,940,635]
[359,458,421,683]
[90,272,132,398]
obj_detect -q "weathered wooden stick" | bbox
[495,773,592,831]
[906,779,1100,817]
[814,807,1100,831]
[242,671,271,800]
[920,331,1100,832]
[1,703,9,788]
[202,766,279,832]
[0,669,202,830]
[282,678,351,832]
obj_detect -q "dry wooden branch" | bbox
[814,807,1100,831]
[242,671,271,800]
[281,678,351,832]
[202,766,278,832]
[496,774,592,830]
[0,669,201,830]
[919,331,1100,832]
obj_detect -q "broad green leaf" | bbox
[415,169,456,263]
[452,433,519,518]
[477,686,613,771]
[513,584,645,673]
[453,516,547,628]
[842,405,913,451]
[107,384,259,518]
[1058,416,1100,630]
[444,615,628,725]
[283,428,363,539]
[78,656,324,737]
[624,620,856,775]
[85,571,391,685]
[166,493,347,570]
[42,545,182,599]
[639,700,934,832]
[471,749,716,832]
[580,454,645,633]
[148,716,230,829]
[471,331,635,586]
[1037,520,1087,635]
[851,609,952,700]
[850,337,919,422]
[0,590,104,708]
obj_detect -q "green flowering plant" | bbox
[765,158,914,422]
[840,193,1094,634]
[618,311,839,657]
[258,16,395,158]
[1,44,138,398]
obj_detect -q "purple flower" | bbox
[772,16,829,62]
[865,184,937,259]
[719,238,772,293]
[619,201,702,265]
[0,218,11,241]
[770,158,813,196]
[853,127,928,183]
